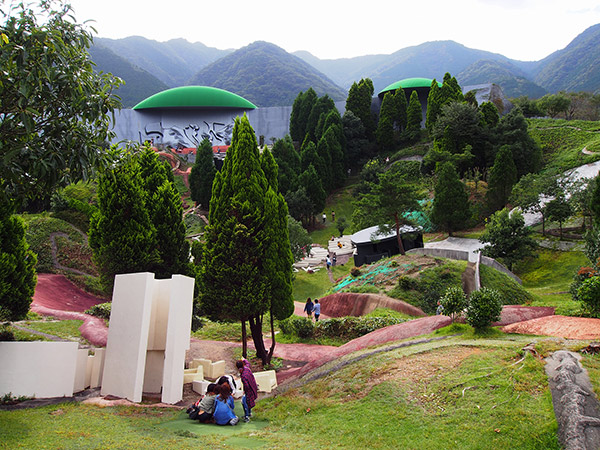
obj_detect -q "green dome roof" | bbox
[133,86,257,110]
[379,78,442,96]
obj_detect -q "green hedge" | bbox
[278,315,405,340]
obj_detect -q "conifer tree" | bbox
[426,80,442,133]
[431,162,470,236]
[298,165,326,226]
[301,140,327,184]
[0,201,37,321]
[486,145,518,213]
[480,101,500,128]
[89,161,160,291]
[406,91,423,137]
[395,87,408,131]
[346,78,375,140]
[376,91,395,152]
[323,126,346,188]
[189,138,217,209]
[200,115,291,363]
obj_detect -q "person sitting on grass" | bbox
[213,384,239,426]
[196,383,218,423]
[237,358,258,423]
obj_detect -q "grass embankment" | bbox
[0,336,562,449]
[514,249,588,315]
[528,118,600,173]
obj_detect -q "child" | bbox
[187,383,217,423]
[304,298,314,318]
[313,299,321,322]
[236,358,258,423]
[213,384,238,426]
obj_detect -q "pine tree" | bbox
[298,165,326,225]
[395,87,408,131]
[480,102,500,128]
[426,80,441,133]
[301,140,327,185]
[406,91,423,137]
[346,78,375,140]
[591,173,600,225]
[431,162,470,236]
[306,95,336,143]
[323,126,346,188]
[89,161,160,291]
[200,114,290,364]
[0,201,37,321]
[486,145,518,213]
[376,91,395,152]
[189,138,216,209]
[289,88,317,142]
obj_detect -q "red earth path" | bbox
[31,274,600,384]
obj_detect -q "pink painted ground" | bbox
[30,274,600,385]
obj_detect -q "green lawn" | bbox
[0,336,563,449]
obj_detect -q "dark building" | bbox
[351,225,423,266]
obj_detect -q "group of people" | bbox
[187,358,258,426]
[303,297,321,321]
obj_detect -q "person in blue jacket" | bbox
[213,383,239,425]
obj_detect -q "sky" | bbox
[67,0,600,61]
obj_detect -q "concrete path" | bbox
[424,237,485,262]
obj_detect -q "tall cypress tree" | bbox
[298,164,326,226]
[346,78,375,141]
[486,145,518,213]
[431,162,470,236]
[426,80,441,132]
[89,161,160,291]
[376,91,395,152]
[406,90,423,137]
[271,135,301,195]
[0,201,37,322]
[395,86,408,131]
[189,138,217,209]
[200,114,289,363]
[260,148,294,362]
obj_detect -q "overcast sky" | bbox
[68,0,600,61]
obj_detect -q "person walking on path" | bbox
[237,358,258,422]
[326,255,332,270]
[331,210,335,222]
[304,298,314,318]
[314,299,321,322]
[322,212,326,223]
[332,252,337,267]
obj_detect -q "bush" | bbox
[577,276,600,317]
[440,286,467,322]
[466,288,503,329]
[350,267,361,277]
[85,302,111,320]
[279,315,405,341]
[0,324,15,341]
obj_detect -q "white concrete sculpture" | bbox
[100,272,194,404]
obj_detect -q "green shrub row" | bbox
[85,302,111,320]
[278,315,405,340]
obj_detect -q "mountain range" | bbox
[91,24,600,108]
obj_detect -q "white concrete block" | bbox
[101,272,155,402]
[208,360,226,379]
[89,348,105,389]
[0,342,78,398]
[161,274,195,404]
[73,349,90,393]
[253,370,278,393]
[192,379,211,395]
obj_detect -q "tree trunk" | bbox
[394,213,406,255]
[249,314,267,365]
[266,309,276,365]
[241,320,247,359]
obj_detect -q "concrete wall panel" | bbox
[0,342,78,398]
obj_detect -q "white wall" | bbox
[0,342,78,398]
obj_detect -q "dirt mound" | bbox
[319,292,426,317]
[493,305,555,326]
[502,315,600,340]
[33,274,107,312]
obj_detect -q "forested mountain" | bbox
[189,41,348,107]
[532,24,600,93]
[457,59,547,99]
[90,24,600,108]
[93,36,231,87]
[88,45,169,108]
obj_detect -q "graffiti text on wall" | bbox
[141,120,235,148]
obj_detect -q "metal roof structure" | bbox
[133,86,257,110]
[378,77,443,97]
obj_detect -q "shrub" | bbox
[350,267,361,277]
[293,317,315,338]
[440,286,467,322]
[0,324,15,341]
[466,288,503,329]
[577,276,600,318]
[85,302,111,320]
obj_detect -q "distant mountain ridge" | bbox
[189,41,347,107]
[91,24,600,107]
